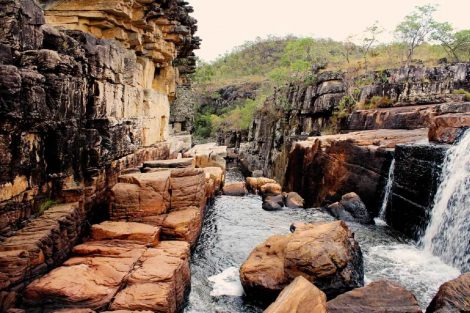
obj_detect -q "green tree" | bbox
[431,23,470,62]
[395,4,438,65]
[360,22,383,70]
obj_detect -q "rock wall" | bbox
[0,0,198,237]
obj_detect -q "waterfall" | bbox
[375,159,395,225]
[421,129,470,272]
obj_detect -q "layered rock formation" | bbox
[0,0,199,308]
[0,0,198,237]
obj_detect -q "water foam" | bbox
[208,267,244,297]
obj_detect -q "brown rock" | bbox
[246,177,277,192]
[285,192,304,208]
[240,235,291,300]
[240,221,363,301]
[223,182,248,196]
[264,276,327,313]
[91,221,160,247]
[143,158,195,169]
[170,168,207,210]
[184,143,227,171]
[157,207,203,247]
[110,242,190,313]
[260,183,282,196]
[327,280,422,313]
[426,272,470,313]
[428,113,470,144]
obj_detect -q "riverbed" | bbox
[184,167,461,312]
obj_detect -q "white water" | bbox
[375,159,396,226]
[421,129,470,272]
[208,267,244,297]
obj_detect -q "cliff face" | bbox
[240,64,470,217]
[0,0,198,236]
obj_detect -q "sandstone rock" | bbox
[327,280,422,313]
[285,192,304,208]
[260,183,283,197]
[91,221,161,247]
[426,272,470,313]
[203,166,225,195]
[170,168,207,211]
[240,221,363,301]
[111,171,171,220]
[155,207,203,247]
[264,276,327,313]
[428,113,470,144]
[262,200,283,211]
[143,158,195,169]
[240,235,291,301]
[184,143,227,171]
[223,182,247,196]
[246,177,277,192]
[327,192,373,224]
[110,242,190,312]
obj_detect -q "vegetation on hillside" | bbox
[192,4,470,139]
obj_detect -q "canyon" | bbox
[0,1,469,313]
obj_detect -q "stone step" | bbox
[0,202,82,291]
[22,220,190,312]
[143,158,195,169]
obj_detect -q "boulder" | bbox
[154,207,203,247]
[262,195,284,211]
[91,221,160,247]
[327,280,422,313]
[223,182,247,196]
[246,177,277,192]
[285,192,304,208]
[264,276,327,313]
[203,166,225,195]
[169,168,207,211]
[327,192,373,224]
[426,272,470,313]
[240,221,363,302]
[111,171,171,220]
[240,235,291,301]
[260,183,282,197]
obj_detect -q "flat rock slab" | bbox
[23,240,190,313]
[327,280,422,313]
[184,143,227,171]
[91,221,161,247]
[143,158,195,169]
[265,276,327,313]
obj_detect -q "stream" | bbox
[184,167,461,313]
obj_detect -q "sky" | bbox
[188,0,470,62]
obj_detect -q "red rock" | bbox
[428,113,470,144]
[264,276,327,313]
[169,168,207,210]
[246,177,277,192]
[240,221,363,301]
[426,272,470,313]
[260,183,282,196]
[223,182,247,196]
[91,221,160,247]
[327,280,422,313]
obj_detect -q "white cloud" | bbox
[188,0,470,61]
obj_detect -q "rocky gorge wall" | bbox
[0,0,199,238]
[239,64,470,235]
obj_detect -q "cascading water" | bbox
[421,129,470,272]
[375,159,395,225]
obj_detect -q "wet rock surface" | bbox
[240,221,364,302]
[327,280,422,313]
[426,273,470,313]
[223,182,248,196]
[264,276,327,313]
[327,192,373,224]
